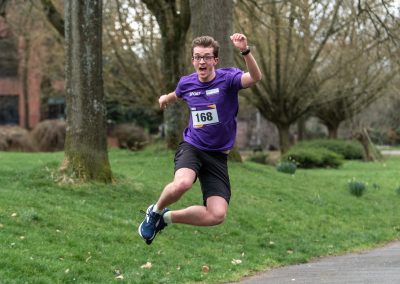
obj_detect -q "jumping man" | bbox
[138,33,262,245]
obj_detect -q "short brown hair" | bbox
[191,36,220,58]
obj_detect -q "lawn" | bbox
[0,146,399,283]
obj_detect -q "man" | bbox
[139,33,262,245]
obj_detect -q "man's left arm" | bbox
[230,33,262,89]
[240,51,262,89]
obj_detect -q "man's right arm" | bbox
[159,91,178,109]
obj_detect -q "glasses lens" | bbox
[193,55,214,62]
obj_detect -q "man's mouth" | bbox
[199,66,207,72]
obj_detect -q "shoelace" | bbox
[139,209,166,233]
[139,209,159,225]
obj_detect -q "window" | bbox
[0,95,19,125]
[47,97,65,119]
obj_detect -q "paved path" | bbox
[381,150,400,156]
[236,241,400,284]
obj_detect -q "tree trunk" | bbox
[163,37,187,149]
[189,0,233,68]
[277,123,291,154]
[327,125,339,139]
[297,116,306,141]
[62,0,112,183]
[142,0,190,149]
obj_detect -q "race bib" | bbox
[191,105,219,128]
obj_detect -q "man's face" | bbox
[192,46,218,82]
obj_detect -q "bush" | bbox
[0,135,7,150]
[348,180,367,197]
[112,123,149,151]
[282,147,343,169]
[297,139,363,160]
[247,152,268,164]
[30,120,66,152]
[276,161,297,174]
[0,126,36,152]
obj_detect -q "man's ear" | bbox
[214,57,219,65]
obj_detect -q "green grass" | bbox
[0,146,399,283]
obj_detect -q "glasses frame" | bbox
[192,55,216,62]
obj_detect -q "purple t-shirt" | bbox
[175,68,243,151]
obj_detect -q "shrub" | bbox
[228,148,242,162]
[0,134,7,150]
[396,186,400,196]
[247,152,268,164]
[0,126,36,152]
[348,180,367,197]
[112,123,149,151]
[282,147,343,169]
[276,161,297,174]
[30,120,66,152]
[297,139,363,160]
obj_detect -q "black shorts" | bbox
[174,141,231,205]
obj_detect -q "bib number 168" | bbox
[192,108,219,126]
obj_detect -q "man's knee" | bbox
[173,178,193,194]
[211,211,226,225]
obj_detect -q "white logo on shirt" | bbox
[189,91,201,97]
[206,88,219,96]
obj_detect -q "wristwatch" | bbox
[241,47,251,56]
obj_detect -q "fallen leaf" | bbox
[202,265,209,273]
[141,262,152,269]
[115,275,124,280]
[11,213,17,217]
[231,259,242,265]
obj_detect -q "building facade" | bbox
[0,17,64,129]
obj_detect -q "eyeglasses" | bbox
[192,55,215,62]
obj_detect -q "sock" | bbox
[152,204,162,214]
[163,211,172,224]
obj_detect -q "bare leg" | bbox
[156,168,196,210]
[170,196,228,226]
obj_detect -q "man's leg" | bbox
[156,167,196,210]
[168,196,228,226]
[139,168,195,243]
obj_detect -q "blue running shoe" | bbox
[138,205,169,245]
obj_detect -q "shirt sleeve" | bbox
[175,77,184,98]
[228,68,244,91]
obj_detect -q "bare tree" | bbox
[61,1,112,182]
[4,0,63,129]
[142,0,191,148]
[356,0,400,44]
[102,0,163,109]
[237,0,345,153]
[314,0,399,138]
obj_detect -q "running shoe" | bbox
[138,205,169,245]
